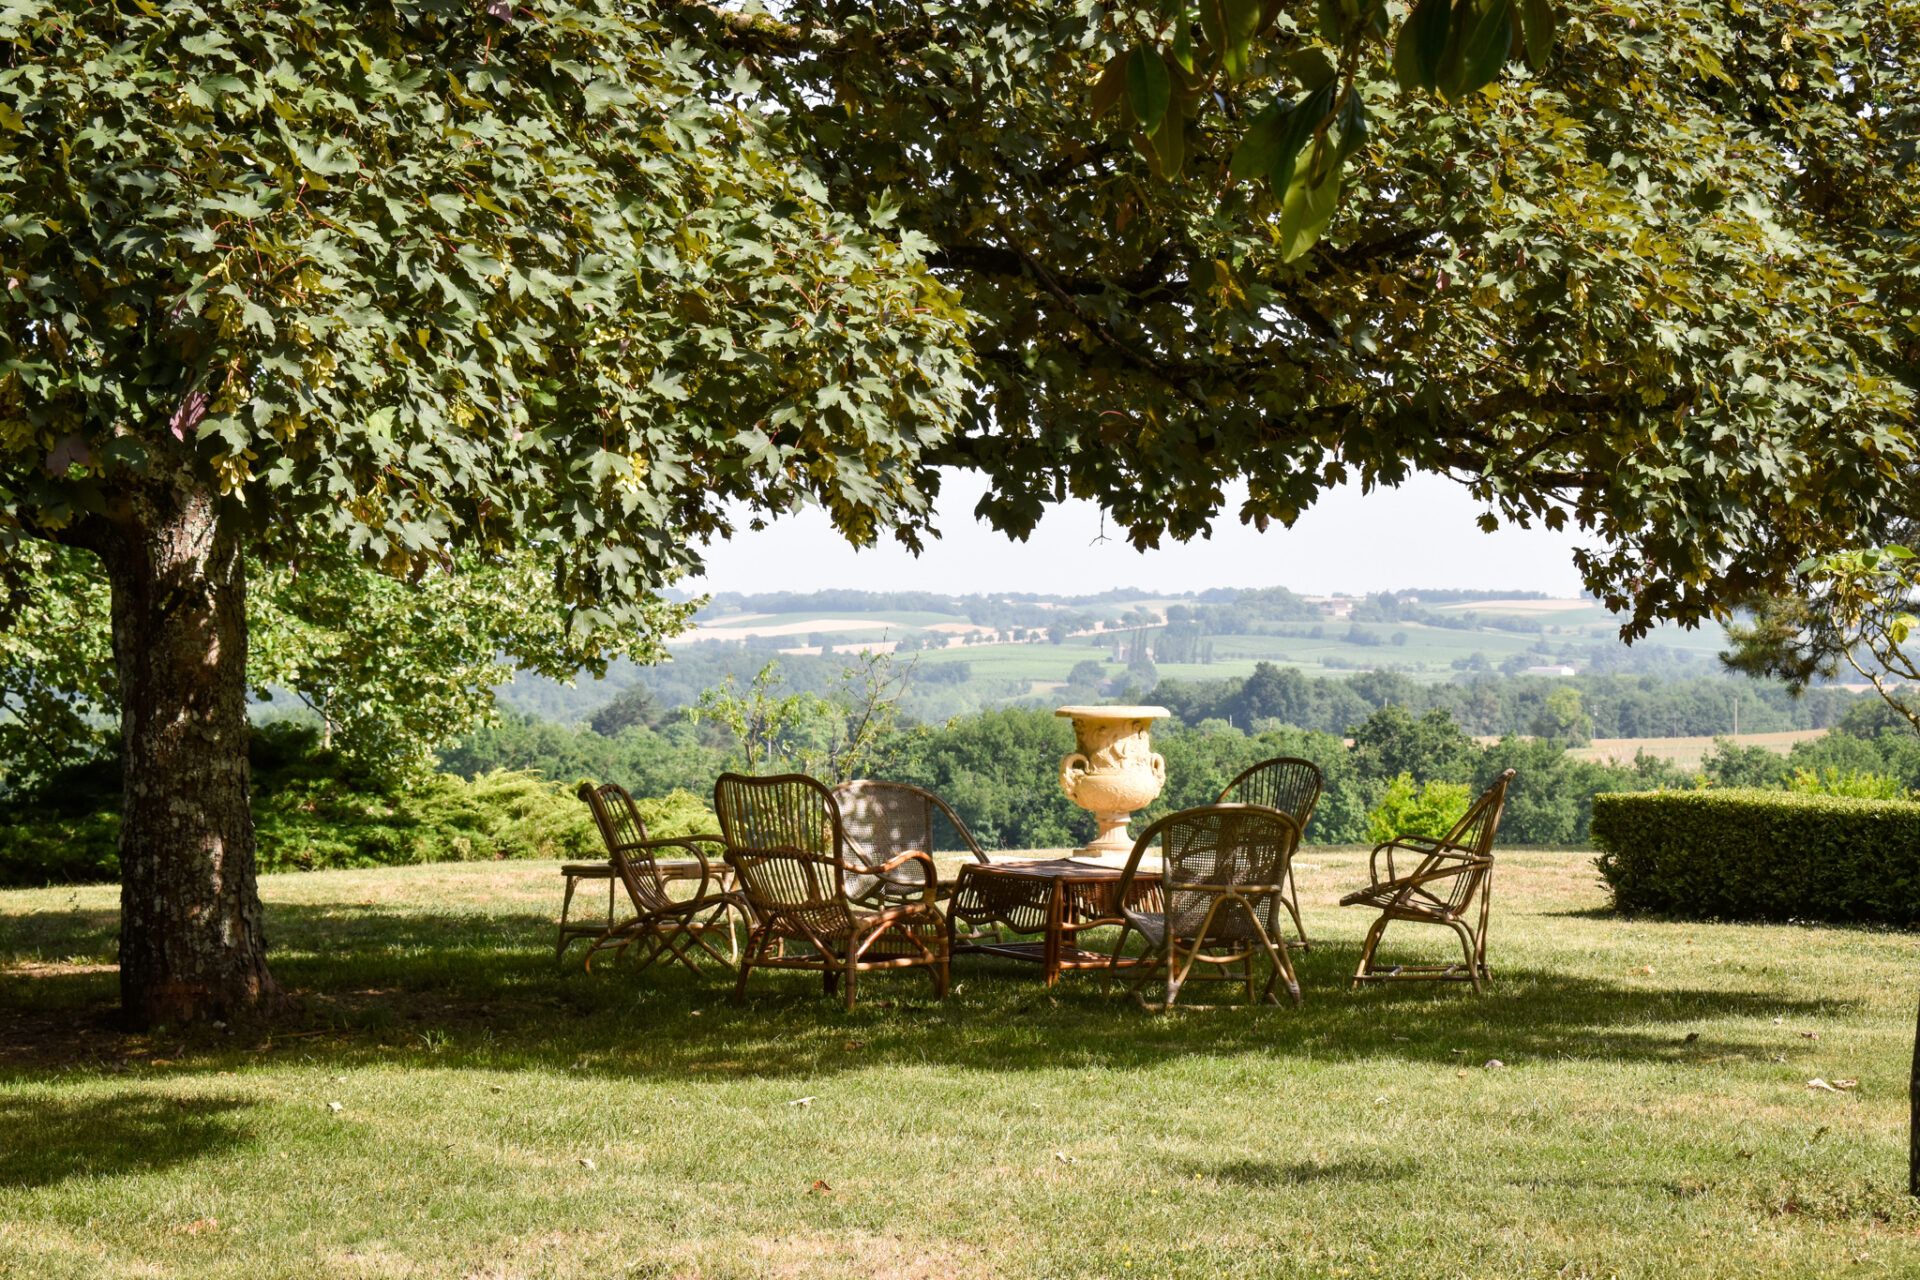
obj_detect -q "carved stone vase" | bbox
[1055,705,1171,861]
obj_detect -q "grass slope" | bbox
[3,852,1915,1278]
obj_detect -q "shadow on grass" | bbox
[0,902,1862,1086]
[1191,1155,1419,1187]
[0,1091,255,1188]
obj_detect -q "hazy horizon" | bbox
[690,468,1593,599]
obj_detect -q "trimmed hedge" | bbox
[1591,788,1920,924]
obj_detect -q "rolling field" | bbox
[1569,730,1831,771]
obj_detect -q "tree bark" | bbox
[98,476,274,1028]
[1911,991,1919,1196]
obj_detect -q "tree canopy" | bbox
[669,0,1919,635]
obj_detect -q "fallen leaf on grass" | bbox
[1806,1078,1858,1093]
[842,1041,865,1052]
[1484,1059,1506,1069]
[1683,1032,1700,1044]
[326,1101,342,1113]
[808,1179,833,1195]
[1800,1031,1820,1040]
[1054,1151,1078,1165]
[787,1096,815,1108]
[578,1157,597,1171]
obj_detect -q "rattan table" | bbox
[945,858,1160,986]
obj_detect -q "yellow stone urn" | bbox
[1055,705,1171,861]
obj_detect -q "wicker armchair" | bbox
[1339,768,1516,993]
[715,773,950,1010]
[573,781,742,974]
[1215,756,1323,949]
[1100,803,1305,1010]
[831,779,990,905]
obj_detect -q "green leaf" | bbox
[1520,0,1556,70]
[1287,48,1338,93]
[1227,100,1290,184]
[1126,46,1171,134]
[1153,113,1186,177]
[1395,0,1453,92]
[1445,0,1515,100]
[1278,140,1344,261]
[1269,83,1334,195]
[1171,22,1195,74]
[1090,52,1128,117]
[1219,0,1265,80]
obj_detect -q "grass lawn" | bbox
[3,849,1916,1279]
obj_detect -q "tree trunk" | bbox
[1911,992,1919,1196]
[99,477,274,1028]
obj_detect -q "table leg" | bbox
[1042,879,1064,986]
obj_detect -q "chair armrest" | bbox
[1368,834,1469,885]
[928,792,993,864]
[1344,858,1487,907]
[633,836,721,900]
[868,849,940,907]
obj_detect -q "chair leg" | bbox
[1352,915,1389,989]
[1284,867,1310,951]
[841,961,857,1012]
[1448,920,1483,994]
[1102,922,1134,995]
[732,926,769,1004]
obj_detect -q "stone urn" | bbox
[1055,705,1171,861]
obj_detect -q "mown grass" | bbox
[3,849,1917,1279]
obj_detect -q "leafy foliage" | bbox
[1592,788,1920,923]
[674,0,1920,633]
[1364,772,1471,843]
[0,724,601,887]
[1,0,972,625]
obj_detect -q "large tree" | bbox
[4,0,1917,1027]
[0,1,971,1026]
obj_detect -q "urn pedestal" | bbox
[1055,705,1171,863]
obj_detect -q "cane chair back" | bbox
[1108,804,1305,1008]
[1216,757,1323,827]
[714,772,851,927]
[1214,756,1322,949]
[715,773,949,1009]
[833,780,989,902]
[1152,806,1302,943]
[1415,769,1514,915]
[577,780,674,916]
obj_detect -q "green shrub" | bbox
[632,787,718,839]
[1364,773,1471,845]
[1591,788,1920,923]
[0,724,630,886]
[1785,767,1909,800]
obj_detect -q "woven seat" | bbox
[1099,803,1305,1010]
[1215,757,1323,949]
[573,781,742,974]
[1339,769,1516,993]
[831,779,990,905]
[716,773,950,1010]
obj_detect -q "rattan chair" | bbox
[715,773,950,1010]
[831,779,990,904]
[573,781,742,974]
[1216,756,1323,949]
[1339,768,1516,993]
[1100,803,1305,1010]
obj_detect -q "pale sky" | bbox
[691,469,1593,598]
